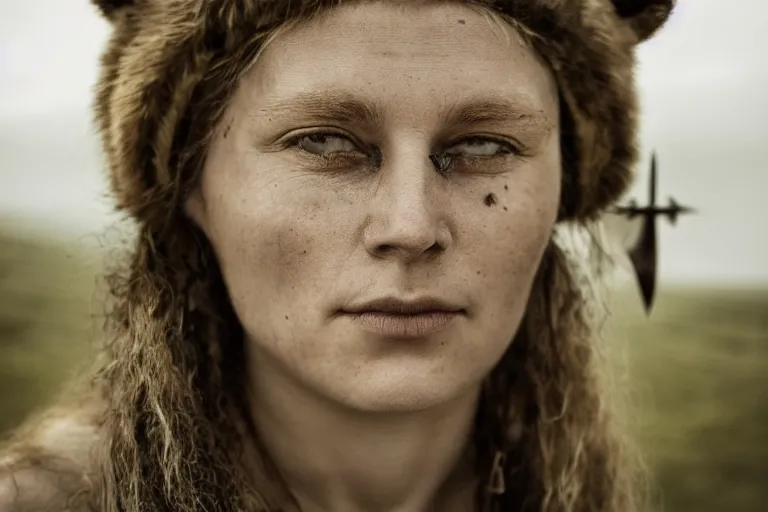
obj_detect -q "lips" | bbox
[340,297,465,338]
[342,297,464,315]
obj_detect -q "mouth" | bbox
[339,297,466,338]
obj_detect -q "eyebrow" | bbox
[257,89,551,130]
[257,90,383,125]
[440,96,552,131]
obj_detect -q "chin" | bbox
[340,390,453,414]
[329,365,480,414]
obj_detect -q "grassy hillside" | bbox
[606,285,768,512]
[0,227,105,432]
[0,227,765,511]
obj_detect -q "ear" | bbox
[91,0,136,21]
[611,0,675,41]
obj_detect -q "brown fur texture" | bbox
[0,1,674,511]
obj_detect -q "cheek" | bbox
[472,172,559,306]
[199,169,327,314]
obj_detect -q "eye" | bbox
[445,137,516,157]
[294,132,359,155]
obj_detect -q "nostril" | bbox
[428,241,444,253]
[376,244,397,255]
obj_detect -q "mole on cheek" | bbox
[484,193,498,207]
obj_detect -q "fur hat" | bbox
[91,0,674,223]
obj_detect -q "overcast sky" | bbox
[0,0,766,284]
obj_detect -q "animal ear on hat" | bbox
[91,0,136,21]
[611,0,675,41]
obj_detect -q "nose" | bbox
[363,151,452,262]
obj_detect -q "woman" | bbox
[0,0,674,510]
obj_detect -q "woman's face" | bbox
[189,1,561,412]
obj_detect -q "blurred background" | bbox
[0,1,766,511]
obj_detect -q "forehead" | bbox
[243,1,558,122]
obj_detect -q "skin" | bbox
[187,2,561,510]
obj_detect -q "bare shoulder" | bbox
[0,405,102,512]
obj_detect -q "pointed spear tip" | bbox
[642,294,656,315]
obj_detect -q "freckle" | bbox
[503,206,508,211]
[302,250,307,255]
[484,193,497,207]
[476,270,481,275]
[504,184,508,191]
[285,315,289,320]
[457,19,466,24]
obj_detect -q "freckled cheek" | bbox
[470,191,555,305]
[473,223,546,280]
[233,219,313,290]
[206,179,348,306]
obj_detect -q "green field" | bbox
[1,228,766,512]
